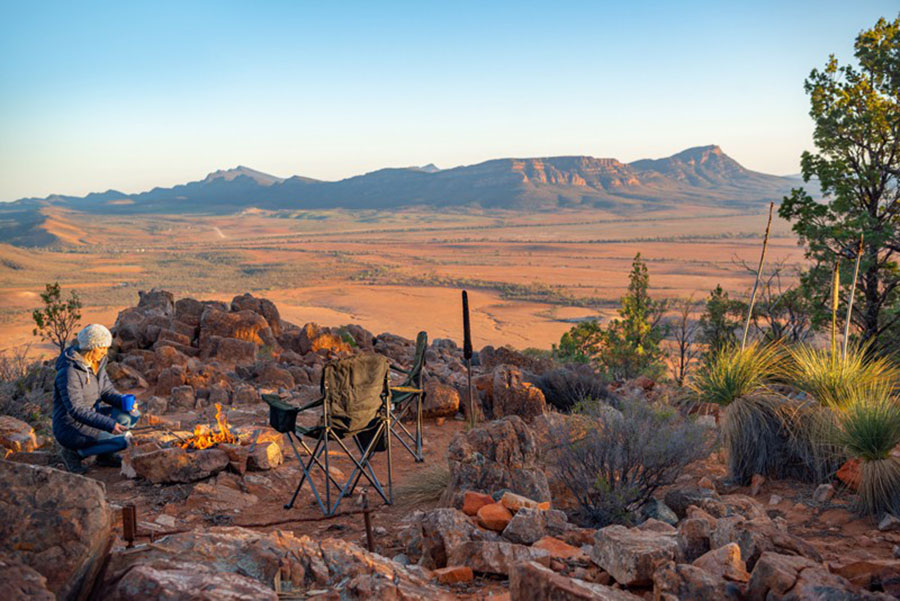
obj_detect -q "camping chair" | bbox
[262,353,392,517]
[389,331,427,462]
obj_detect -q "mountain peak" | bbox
[203,166,284,186]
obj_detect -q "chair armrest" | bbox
[391,386,424,394]
[390,364,410,375]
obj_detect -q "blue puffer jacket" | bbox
[52,346,127,449]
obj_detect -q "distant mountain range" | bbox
[1,145,815,246]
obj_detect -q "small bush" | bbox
[534,366,613,413]
[0,348,55,435]
[394,463,450,508]
[788,344,898,409]
[691,342,783,407]
[830,388,900,516]
[550,397,714,527]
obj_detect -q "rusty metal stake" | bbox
[122,505,137,548]
[361,492,374,552]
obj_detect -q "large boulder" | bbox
[479,345,553,374]
[446,540,550,576]
[0,460,113,601]
[0,554,55,601]
[502,507,570,545]
[747,552,891,601]
[125,447,230,484]
[0,416,39,454]
[105,562,277,601]
[231,293,283,337]
[510,560,644,601]
[400,508,500,569]
[591,525,680,587]
[492,365,547,422]
[200,335,257,366]
[441,415,550,508]
[652,560,744,601]
[710,516,822,570]
[423,381,460,418]
[199,307,276,347]
[99,527,452,600]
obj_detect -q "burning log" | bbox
[180,403,237,450]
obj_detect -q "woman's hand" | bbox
[112,423,127,435]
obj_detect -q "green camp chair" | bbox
[263,353,392,517]
[389,331,427,462]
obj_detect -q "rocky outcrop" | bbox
[652,560,744,601]
[423,381,460,418]
[492,365,547,422]
[591,524,679,587]
[447,540,550,576]
[125,447,230,483]
[0,416,39,454]
[400,508,500,569]
[441,415,550,508]
[747,552,892,601]
[510,560,643,601]
[0,554,55,601]
[105,563,278,601]
[0,460,112,601]
[99,527,451,600]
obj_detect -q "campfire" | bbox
[180,403,237,450]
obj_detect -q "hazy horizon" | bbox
[1,0,895,202]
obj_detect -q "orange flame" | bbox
[181,403,237,450]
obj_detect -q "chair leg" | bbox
[415,392,424,462]
[328,430,389,513]
[286,436,328,514]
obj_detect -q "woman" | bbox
[52,324,140,474]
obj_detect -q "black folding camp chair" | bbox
[389,331,427,462]
[262,353,392,517]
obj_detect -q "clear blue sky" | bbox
[0,1,895,201]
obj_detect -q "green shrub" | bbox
[690,342,783,406]
[788,344,898,409]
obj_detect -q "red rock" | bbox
[510,560,643,601]
[463,491,495,516]
[832,559,900,596]
[697,476,715,489]
[433,566,474,584]
[477,503,513,532]
[693,543,750,583]
[423,381,461,418]
[492,365,547,423]
[501,491,546,512]
[0,554,54,600]
[750,473,765,496]
[532,536,585,560]
[836,458,861,491]
[0,416,38,454]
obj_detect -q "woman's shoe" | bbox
[60,447,87,474]
[95,453,122,468]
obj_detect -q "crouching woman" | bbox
[52,324,140,473]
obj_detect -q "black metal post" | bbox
[462,290,475,428]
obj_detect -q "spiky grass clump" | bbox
[393,463,450,508]
[691,342,784,407]
[788,344,899,409]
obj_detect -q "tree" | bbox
[698,285,744,356]
[779,16,900,353]
[555,253,668,380]
[32,282,82,353]
[668,296,702,386]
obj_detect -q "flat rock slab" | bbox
[591,524,679,587]
[126,446,229,483]
[510,560,643,601]
[448,541,550,576]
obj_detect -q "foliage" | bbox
[550,397,713,527]
[722,394,824,485]
[0,347,55,434]
[788,343,899,409]
[779,16,900,353]
[830,388,900,515]
[534,365,614,413]
[393,463,450,508]
[690,342,783,407]
[740,260,815,344]
[554,254,667,380]
[31,281,82,353]
[698,285,745,357]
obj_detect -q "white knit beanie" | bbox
[76,324,112,350]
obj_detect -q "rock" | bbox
[502,507,569,545]
[433,566,474,584]
[637,518,677,534]
[156,366,186,396]
[591,525,679,587]
[0,554,55,601]
[0,416,39,454]
[232,383,261,405]
[894,545,900,559]
[492,365,546,423]
[664,486,720,519]
[836,458,861,491]
[169,385,195,410]
[99,527,450,600]
[423,381,460,418]
[693,543,750,582]
[186,482,259,512]
[144,396,168,414]
[697,476,715,489]
[256,363,294,389]
[129,447,230,483]
[501,491,550,512]
[750,473,765,496]
[219,443,249,474]
[652,560,744,601]
[479,345,553,374]
[447,541,550,576]
[478,503,514,532]
[463,491,495,516]
[0,460,112,601]
[401,508,500,569]
[200,307,276,348]
[768,494,782,505]
[710,516,822,570]
[442,415,550,508]
[294,322,352,355]
[832,559,900,597]
[509,560,643,601]
[677,517,712,563]
[878,513,900,532]
[641,498,679,526]
[532,537,586,561]
[105,562,277,601]
[812,483,835,504]
[746,552,822,601]
[231,293,282,337]
[105,362,149,390]
[248,441,283,471]
[202,336,258,365]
